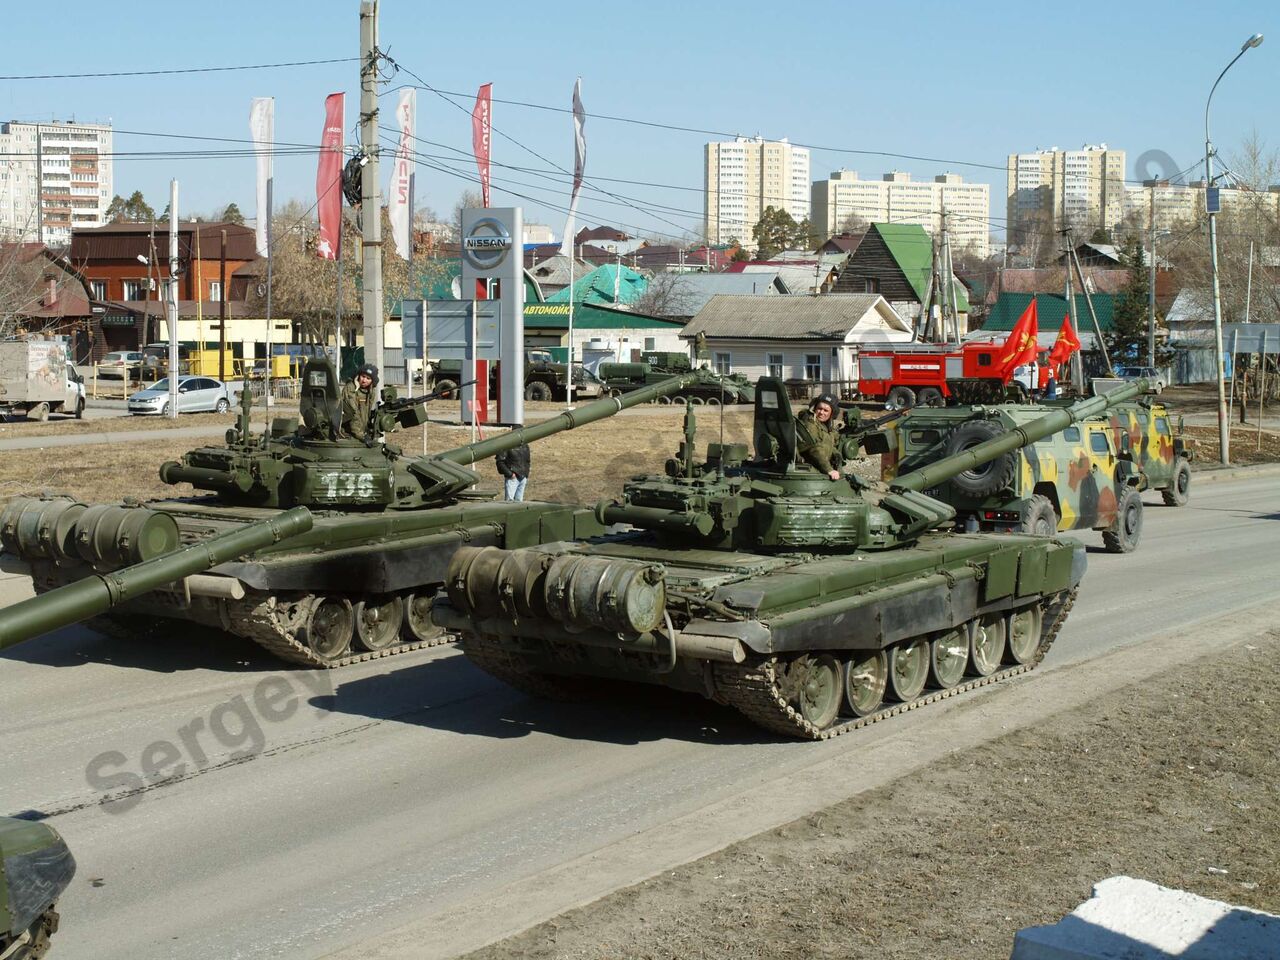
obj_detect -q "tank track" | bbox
[460,633,596,701]
[713,588,1077,741]
[219,595,453,670]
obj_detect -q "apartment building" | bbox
[811,170,990,257]
[0,120,113,247]
[1006,144,1125,249]
[1123,178,1280,233]
[704,137,810,247]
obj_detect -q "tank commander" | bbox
[340,362,378,439]
[795,393,843,480]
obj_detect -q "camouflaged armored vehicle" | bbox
[0,359,696,667]
[877,388,1191,553]
[0,816,75,959]
[597,352,755,406]
[433,378,1149,739]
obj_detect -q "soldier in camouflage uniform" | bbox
[795,393,843,480]
[340,363,378,439]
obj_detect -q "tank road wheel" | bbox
[687,396,705,406]
[886,386,916,410]
[967,613,1007,677]
[1102,487,1143,554]
[1162,460,1191,507]
[916,386,944,407]
[1020,494,1058,536]
[354,595,404,652]
[843,649,888,717]
[304,597,354,663]
[929,627,969,688]
[656,395,672,405]
[945,420,1016,497]
[401,591,444,643]
[705,396,722,406]
[1005,604,1044,665]
[887,639,929,702]
[778,654,843,729]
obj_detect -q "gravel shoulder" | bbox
[461,627,1280,960]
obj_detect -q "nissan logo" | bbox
[462,217,513,270]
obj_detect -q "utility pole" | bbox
[359,0,384,375]
[1063,230,1083,392]
[219,229,227,382]
[1147,230,1158,369]
[166,179,180,419]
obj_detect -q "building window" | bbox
[208,281,222,301]
[89,280,106,300]
[767,353,784,379]
[713,352,731,375]
[805,354,822,381]
[643,336,655,351]
[122,279,148,300]
[862,278,880,294]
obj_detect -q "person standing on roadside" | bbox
[496,427,531,501]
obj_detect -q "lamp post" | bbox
[1205,32,1263,465]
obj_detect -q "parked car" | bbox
[128,376,233,416]
[1115,366,1166,394]
[99,351,144,379]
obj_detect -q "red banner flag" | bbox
[315,93,344,261]
[995,298,1039,380]
[1047,313,1081,369]
[472,83,492,207]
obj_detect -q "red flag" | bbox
[472,83,492,207]
[1047,313,1081,369]
[995,298,1039,380]
[315,93,344,261]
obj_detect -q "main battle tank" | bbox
[0,359,697,668]
[0,817,75,960]
[434,379,1146,739]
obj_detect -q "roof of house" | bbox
[521,301,684,331]
[523,243,614,269]
[728,260,837,294]
[574,225,631,243]
[545,263,648,305]
[817,232,865,255]
[859,223,971,312]
[664,272,789,316]
[70,221,258,262]
[682,293,911,342]
[983,292,1116,332]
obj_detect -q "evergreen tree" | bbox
[1105,237,1164,366]
[751,206,810,259]
[220,202,245,225]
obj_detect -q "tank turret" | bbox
[434,377,1150,738]
[0,362,700,668]
[0,817,75,959]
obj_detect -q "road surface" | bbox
[1,471,1277,960]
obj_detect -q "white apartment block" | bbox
[811,170,990,257]
[1123,179,1280,233]
[704,137,810,247]
[0,120,113,247]
[1006,144,1125,247]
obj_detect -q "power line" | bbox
[0,57,357,81]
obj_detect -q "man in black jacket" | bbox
[495,427,531,501]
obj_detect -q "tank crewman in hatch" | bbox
[795,393,843,480]
[340,362,378,439]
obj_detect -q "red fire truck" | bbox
[856,341,1049,408]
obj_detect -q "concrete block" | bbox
[1011,875,1280,960]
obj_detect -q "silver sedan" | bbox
[128,376,234,416]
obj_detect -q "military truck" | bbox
[426,350,595,402]
[597,352,756,405]
[876,388,1193,553]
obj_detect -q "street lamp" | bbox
[1205,32,1263,465]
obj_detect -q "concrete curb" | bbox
[1189,461,1280,486]
[331,602,1280,960]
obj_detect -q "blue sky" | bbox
[3,0,1274,244]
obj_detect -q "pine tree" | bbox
[1105,237,1154,366]
[220,203,245,225]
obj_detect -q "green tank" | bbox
[434,378,1146,739]
[0,817,75,960]
[597,355,755,406]
[0,359,697,668]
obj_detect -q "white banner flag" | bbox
[249,97,274,257]
[558,78,586,257]
[388,88,416,261]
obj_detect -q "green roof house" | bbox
[832,222,969,314]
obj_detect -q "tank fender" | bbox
[678,618,772,658]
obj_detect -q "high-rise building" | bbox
[1122,179,1280,234]
[704,137,810,247]
[1006,144,1125,251]
[810,170,990,257]
[0,120,113,247]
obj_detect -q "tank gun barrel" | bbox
[0,507,313,649]
[891,379,1150,494]
[437,372,700,466]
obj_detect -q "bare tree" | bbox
[632,271,696,319]
[452,190,484,241]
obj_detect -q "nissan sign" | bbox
[462,217,513,270]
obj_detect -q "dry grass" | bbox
[1183,423,1280,465]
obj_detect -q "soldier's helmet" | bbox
[357,362,379,386]
[811,393,838,411]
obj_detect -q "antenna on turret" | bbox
[717,378,726,476]
[682,401,697,479]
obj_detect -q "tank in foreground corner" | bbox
[433,379,1149,739]
[0,359,698,668]
[0,816,75,959]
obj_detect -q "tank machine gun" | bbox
[435,378,1151,739]
[0,360,700,668]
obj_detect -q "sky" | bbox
[3,0,1276,246]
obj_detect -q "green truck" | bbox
[876,388,1193,553]
[426,349,596,402]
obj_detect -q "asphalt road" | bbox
[1,472,1277,960]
